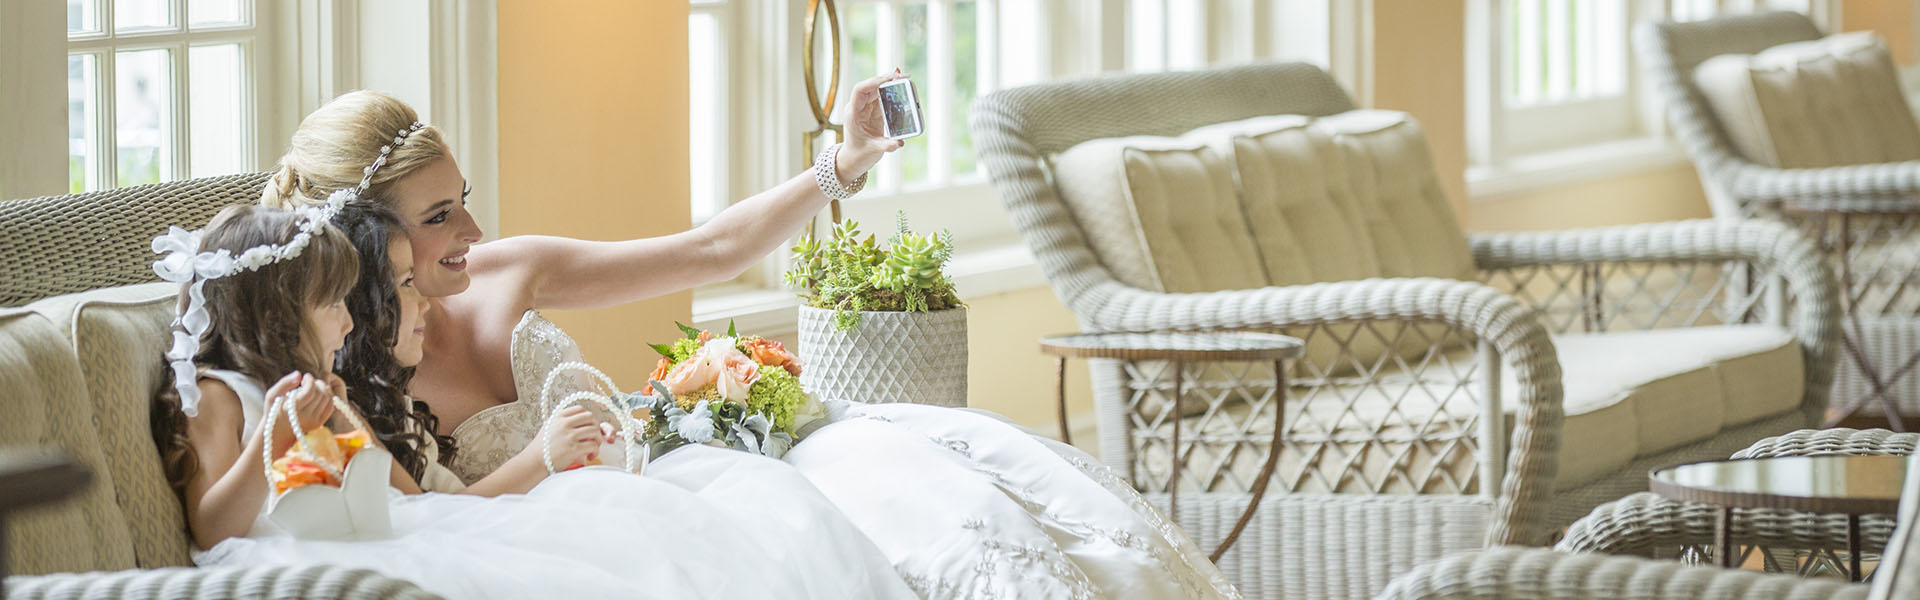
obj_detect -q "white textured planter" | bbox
[796,305,968,407]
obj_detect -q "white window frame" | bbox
[1467,0,1841,199]
[692,0,1341,334]
[62,0,277,193]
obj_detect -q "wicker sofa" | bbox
[0,174,437,599]
[971,62,1843,598]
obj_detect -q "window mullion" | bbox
[874,1,903,192]
[927,0,953,184]
[173,41,190,181]
[98,49,117,191]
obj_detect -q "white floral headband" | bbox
[154,121,425,416]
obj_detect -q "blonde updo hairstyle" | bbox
[262,90,451,210]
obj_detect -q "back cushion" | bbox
[1051,136,1270,292]
[0,309,136,575]
[27,282,191,568]
[1693,31,1920,168]
[1192,110,1475,284]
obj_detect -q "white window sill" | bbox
[691,241,1047,337]
[1467,136,1691,200]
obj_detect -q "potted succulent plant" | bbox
[784,214,967,407]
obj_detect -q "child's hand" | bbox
[265,371,336,433]
[529,405,602,472]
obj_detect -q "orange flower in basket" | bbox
[272,455,337,494]
[334,429,372,463]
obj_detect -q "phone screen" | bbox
[879,80,923,140]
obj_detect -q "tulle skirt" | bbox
[198,445,915,599]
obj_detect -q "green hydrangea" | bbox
[747,366,807,433]
[669,337,702,362]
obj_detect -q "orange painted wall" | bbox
[1844,0,1917,65]
[1373,0,1471,219]
[496,0,691,387]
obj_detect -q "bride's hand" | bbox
[836,69,912,184]
[527,405,602,472]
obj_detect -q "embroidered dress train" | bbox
[441,311,1240,599]
[191,368,916,599]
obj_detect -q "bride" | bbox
[260,71,1236,598]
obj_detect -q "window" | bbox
[64,0,266,193]
[689,0,1334,321]
[1471,0,1822,175]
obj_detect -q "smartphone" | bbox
[877,78,924,140]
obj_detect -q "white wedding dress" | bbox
[191,368,916,599]
[443,311,1241,599]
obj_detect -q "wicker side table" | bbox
[1038,331,1303,561]
[1650,454,1910,580]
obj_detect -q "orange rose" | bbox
[696,330,715,345]
[645,357,674,395]
[742,337,802,377]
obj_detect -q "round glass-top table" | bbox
[1037,331,1304,562]
[1649,455,1911,578]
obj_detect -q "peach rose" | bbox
[716,348,761,403]
[664,353,719,396]
[741,337,802,377]
[645,357,674,395]
[696,330,715,345]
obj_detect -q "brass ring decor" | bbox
[802,0,847,223]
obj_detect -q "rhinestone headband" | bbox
[154,121,425,416]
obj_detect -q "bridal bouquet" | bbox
[631,322,840,459]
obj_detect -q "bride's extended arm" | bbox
[478,71,907,312]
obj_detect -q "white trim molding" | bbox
[1467,135,1690,200]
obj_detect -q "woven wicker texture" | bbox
[3,565,442,600]
[1375,546,1868,600]
[0,172,265,307]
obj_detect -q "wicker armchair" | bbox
[1557,428,1915,578]
[1376,453,1920,600]
[972,63,1840,598]
[0,175,440,599]
[1636,11,1920,424]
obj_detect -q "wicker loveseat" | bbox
[0,174,437,599]
[971,62,1842,598]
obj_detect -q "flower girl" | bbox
[151,201,912,598]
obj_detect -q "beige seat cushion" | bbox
[26,282,191,568]
[1132,325,1802,494]
[1694,31,1920,168]
[0,308,136,575]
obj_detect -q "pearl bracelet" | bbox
[814,143,868,201]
